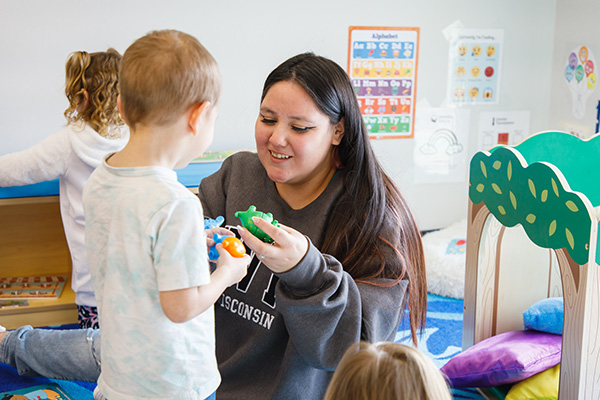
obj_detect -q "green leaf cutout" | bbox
[528,179,536,198]
[566,200,579,212]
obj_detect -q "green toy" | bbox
[235,205,280,243]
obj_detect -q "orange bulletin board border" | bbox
[348,26,420,139]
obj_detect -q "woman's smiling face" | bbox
[255,80,344,190]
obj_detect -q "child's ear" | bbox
[78,89,89,112]
[117,95,128,125]
[188,102,211,135]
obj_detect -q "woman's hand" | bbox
[238,217,309,273]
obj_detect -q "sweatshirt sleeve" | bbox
[274,239,407,369]
[0,129,71,187]
[197,156,230,221]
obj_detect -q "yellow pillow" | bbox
[506,364,560,400]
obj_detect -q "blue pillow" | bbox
[523,297,563,335]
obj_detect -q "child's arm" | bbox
[159,246,250,323]
[0,130,71,186]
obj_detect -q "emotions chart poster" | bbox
[447,29,504,105]
[348,26,419,139]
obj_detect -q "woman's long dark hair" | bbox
[261,53,427,343]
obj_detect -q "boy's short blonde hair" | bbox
[324,341,452,400]
[119,29,221,128]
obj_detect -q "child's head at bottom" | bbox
[324,341,452,400]
[119,30,221,150]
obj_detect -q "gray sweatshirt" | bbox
[199,152,407,400]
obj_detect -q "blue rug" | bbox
[395,294,485,399]
[1,294,482,399]
[0,324,96,399]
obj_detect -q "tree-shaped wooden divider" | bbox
[463,131,600,399]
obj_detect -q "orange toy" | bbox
[221,236,246,258]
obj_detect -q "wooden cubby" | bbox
[0,196,78,329]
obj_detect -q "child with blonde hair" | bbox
[84,30,250,400]
[0,49,128,328]
[323,341,452,400]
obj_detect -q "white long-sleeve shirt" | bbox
[0,122,129,307]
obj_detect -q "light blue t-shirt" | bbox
[83,159,219,399]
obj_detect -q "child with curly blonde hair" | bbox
[0,49,129,328]
[324,341,452,400]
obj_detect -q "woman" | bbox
[0,53,426,400]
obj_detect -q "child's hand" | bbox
[238,217,309,274]
[215,244,251,285]
[206,228,235,261]
[206,227,234,248]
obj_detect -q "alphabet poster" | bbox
[447,29,504,105]
[348,26,420,139]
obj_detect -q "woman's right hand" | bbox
[238,217,309,274]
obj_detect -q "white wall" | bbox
[548,0,600,138]
[0,0,558,230]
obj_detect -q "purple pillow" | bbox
[441,330,562,388]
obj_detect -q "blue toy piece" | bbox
[205,216,225,260]
[204,215,225,230]
[209,233,230,260]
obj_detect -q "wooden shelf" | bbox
[0,161,222,329]
[0,278,77,329]
[0,196,77,328]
